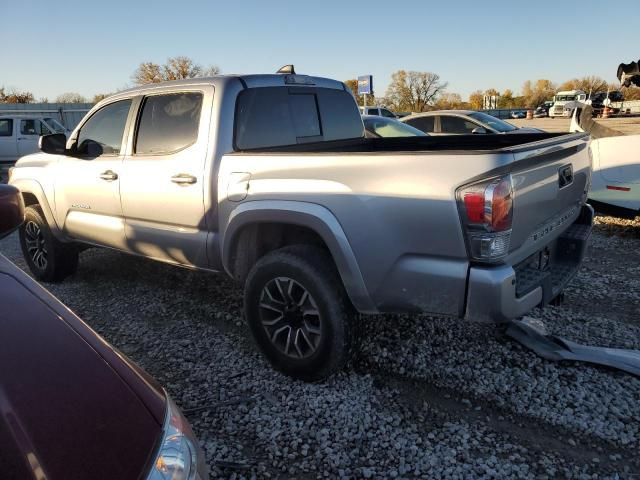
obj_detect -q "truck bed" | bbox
[237,132,573,154]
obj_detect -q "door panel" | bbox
[54,99,134,249]
[0,119,17,162]
[17,119,45,157]
[120,88,213,267]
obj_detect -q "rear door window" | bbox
[405,116,435,133]
[235,87,363,150]
[135,92,203,155]
[0,119,13,136]
[368,108,380,116]
[440,116,478,134]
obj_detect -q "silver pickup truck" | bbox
[9,72,593,380]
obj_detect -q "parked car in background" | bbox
[401,110,543,135]
[570,105,639,218]
[533,106,549,118]
[510,110,527,119]
[359,106,397,118]
[362,115,427,138]
[10,71,592,381]
[0,115,69,181]
[0,184,207,480]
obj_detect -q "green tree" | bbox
[385,70,447,112]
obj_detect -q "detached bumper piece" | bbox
[515,205,593,305]
[507,318,640,378]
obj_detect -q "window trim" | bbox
[74,99,134,158]
[0,119,14,137]
[132,91,204,157]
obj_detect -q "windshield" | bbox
[43,117,67,133]
[363,116,427,137]
[554,95,577,102]
[467,112,517,132]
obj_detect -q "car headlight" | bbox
[147,395,207,480]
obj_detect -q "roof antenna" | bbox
[276,65,296,74]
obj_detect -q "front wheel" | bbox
[244,245,356,381]
[19,205,79,282]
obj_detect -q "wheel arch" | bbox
[10,178,62,238]
[221,201,377,314]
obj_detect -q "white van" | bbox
[0,115,68,163]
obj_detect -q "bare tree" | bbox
[0,87,35,104]
[55,92,87,103]
[385,70,447,112]
[132,56,221,85]
[468,90,484,110]
[522,79,556,107]
[132,62,163,84]
[558,76,608,94]
[343,79,375,106]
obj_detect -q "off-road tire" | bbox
[19,205,78,282]
[244,245,356,382]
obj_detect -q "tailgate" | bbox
[507,133,590,259]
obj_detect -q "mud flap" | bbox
[506,318,640,377]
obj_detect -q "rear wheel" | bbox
[244,245,356,381]
[19,205,78,282]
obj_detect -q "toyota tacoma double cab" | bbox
[9,70,593,381]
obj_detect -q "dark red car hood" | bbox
[0,254,166,480]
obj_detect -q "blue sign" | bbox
[357,75,373,95]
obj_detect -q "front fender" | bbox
[221,200,377,314]
[9,178,62,239]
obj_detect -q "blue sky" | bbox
[3,0,639,101]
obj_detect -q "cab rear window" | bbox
[234,87,363,150]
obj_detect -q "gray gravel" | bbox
[1,215,639,479]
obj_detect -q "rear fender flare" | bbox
[221,201,377,314]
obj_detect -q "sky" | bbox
[2,0,639,102]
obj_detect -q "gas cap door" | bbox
[227,172,251,201]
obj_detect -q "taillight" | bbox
[457,175,514,261]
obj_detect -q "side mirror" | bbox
[471,127,487,134]
[0,184,25,239]
[39,133,67,155]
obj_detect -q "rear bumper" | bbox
[465,204,594,322]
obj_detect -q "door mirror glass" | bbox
[0,184,25,239]
[471,126,487,134]
[39,133,67,154]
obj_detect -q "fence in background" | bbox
[0,103,94,129]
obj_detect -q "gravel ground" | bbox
[1,215,639,479]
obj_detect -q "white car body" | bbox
[570,107,639,217]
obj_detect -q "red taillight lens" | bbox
[457,175,514,261]
[459,176,513,232]
[490,178,513,231]
[463,192,485,223]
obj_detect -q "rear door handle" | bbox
[171,174,197,185]
[99,170,118,181]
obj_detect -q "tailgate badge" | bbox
[558,165,573,188]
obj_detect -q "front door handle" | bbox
[171,174,197,185]
[99,170,118,181]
